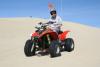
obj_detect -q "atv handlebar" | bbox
[35,22,49,30]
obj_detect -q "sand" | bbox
[0,18,100,67]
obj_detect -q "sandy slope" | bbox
[0,18,100,67]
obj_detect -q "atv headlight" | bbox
[31,36,34,40]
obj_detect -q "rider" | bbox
[48,8,62,34]
[36,3,62,34]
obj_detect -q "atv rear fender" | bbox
[58,31,70,41]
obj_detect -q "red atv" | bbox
[24,22,74,58]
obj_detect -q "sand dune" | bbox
[0,18,100,67]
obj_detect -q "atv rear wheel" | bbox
[64,38,74,52]
[49,40,61,58]
[24,39,36,56]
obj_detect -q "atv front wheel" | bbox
[24,39,36,57]
[64,38,74,52]
[49,40,61,58]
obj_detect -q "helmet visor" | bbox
[50,11,56,15]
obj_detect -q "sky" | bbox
[0,0,100,28]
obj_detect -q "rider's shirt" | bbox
[48,16,62,25]
[48,16,62,32]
